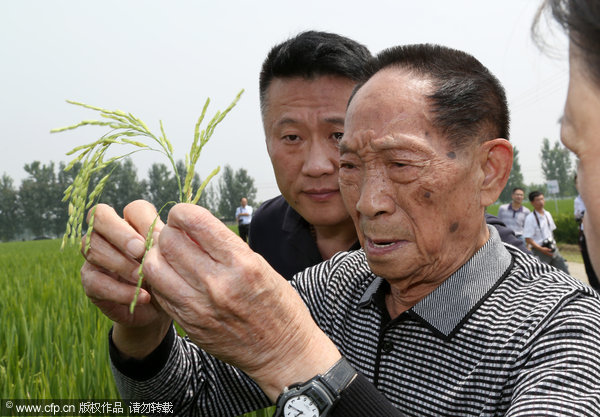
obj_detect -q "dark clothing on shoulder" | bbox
[485,213,530,254]
[249,195,360,280]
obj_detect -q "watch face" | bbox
[283,394,320,417]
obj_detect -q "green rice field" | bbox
[0,239,117,399]
[0,238,272,417]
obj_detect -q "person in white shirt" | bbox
[235,197,253,242]
[523,191,569,273]
[575,174,598,290]
[497,187,530,239]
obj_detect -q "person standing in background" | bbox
[497,187,530,240]
[523,190,569,273]
[236,197,253,242]
[575,174,599,290]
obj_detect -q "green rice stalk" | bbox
[192,166,220,205]
[53,89,244,312]
[129,201,175,313]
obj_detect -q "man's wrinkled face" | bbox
[339,68,486,282]
[263,76,356,228]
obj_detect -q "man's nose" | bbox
[301,138,337,177]
[355,168,395,218]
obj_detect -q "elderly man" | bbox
[249,30,525,277]
[85,44,600,417]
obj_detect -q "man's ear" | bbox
[479,138,513,207]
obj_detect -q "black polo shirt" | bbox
[249,195,360,280]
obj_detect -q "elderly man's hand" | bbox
[80,201,172,358]
[143,203,341,400]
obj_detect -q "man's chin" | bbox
[365,251,420,281]
[295,200,350,227]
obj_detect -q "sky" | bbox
[0,0,570,203]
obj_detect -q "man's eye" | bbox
[388,162,420,184]
[340,162,356,169]
[332,132,344,141]
[283,135,300,142]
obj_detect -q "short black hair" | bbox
[536,0,600,85]
[259,31,372,115]
[529,190,544,202]
[349,44,509,149]
[512,187,525,193]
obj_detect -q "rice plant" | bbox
[0,239,118,399]
[47,91,277,416]
[0,239,274,417]
[51,90,243,312]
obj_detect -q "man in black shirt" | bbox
[249,31,371,279]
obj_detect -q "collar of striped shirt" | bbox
[358,226,513,339]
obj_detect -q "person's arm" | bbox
[143,204,408,416]
[143,203,343,400]
[289,258,407,417]
[525,237,554,256]
[497,205,507,223]
[522,215,553,256]
[332,375,405,416]
[574,197,585,222]
[506,294,600,416]
[110,325,272,415]
[547,212,557,233]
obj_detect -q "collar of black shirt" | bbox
[358,226,513,340]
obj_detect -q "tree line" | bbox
[0,159,256,242]
[498,139,577,202]
[0,138,576,242]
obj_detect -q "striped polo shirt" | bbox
[112,227,600,416]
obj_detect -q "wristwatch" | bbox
[273,357,357,417]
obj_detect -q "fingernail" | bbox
[139,289,151,304]
[127,238,146,258]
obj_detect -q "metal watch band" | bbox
[320,357,358,395]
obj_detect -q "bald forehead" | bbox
[349,68,433,110]
[341,68,474,162]
[345,69,435,137]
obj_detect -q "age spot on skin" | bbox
[424,192,431,199]
[449,222,459,233]
[447,151,456,159]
